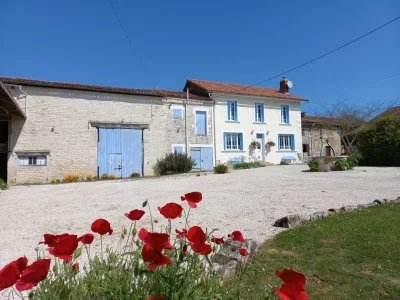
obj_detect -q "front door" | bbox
[256,133,265,161]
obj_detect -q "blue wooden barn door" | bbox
[191,148,201,169]
[200,147,213,171]
[190,147,213,171]
[98,128,143,178]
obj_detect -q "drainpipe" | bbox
[185,88,189,154]
[209,93,217,166]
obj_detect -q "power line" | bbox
[106,0,149,80]
[212,16,400,98]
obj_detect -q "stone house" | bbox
[0,77,214,184]
[184,78,308,165]
[301,114,342,158]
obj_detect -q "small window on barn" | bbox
[171,105,184,119]
[18,155,47,166]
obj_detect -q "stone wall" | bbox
[5,86,213,184]
[302,124,341,157]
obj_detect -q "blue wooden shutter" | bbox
[226,102,230,120]
[290,135,295,150]
[196,111,206,135]
[260,103,264,122]
[239,133,243,150]
[287,106,290,124]
[223,133,227,150]
[234,101,238,121]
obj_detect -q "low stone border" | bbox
[273,196,400,229]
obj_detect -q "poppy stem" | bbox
[85,244,90,263]
[168,219,172,234]
[147,201,154,232]
[100,235,104,261]
[184,208,191,228]
[12,287,24,300]
[124,223,134,251]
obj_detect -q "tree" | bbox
[357,116,400,166]
[323,103,380,154]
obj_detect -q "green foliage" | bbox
[33,250,222,300]
[346,153,361,169]
[214,163,229,174]
[131,172,141,178]
[307,159,318,172]
[279,159,289,165]
[0,178,8,190]
[153,153,194,176]
[232,161,261,169]
[357,116,400,166]
[334,159,349,171]
[249,141,261,149]
[224,203,400,299]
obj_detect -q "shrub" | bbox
[357,116,400,166]
[62,174,80,183]
[249,141,261,149]
[214,163,229,174]
[308,159,318,172]
[347,153,361,169]
[153,153,194,176]
[280,159,289,165]
[85,174,95,181]
[232,161,260,169]
[101,173,110,180]
[0,178,8,190]
[334,159,349,171]
[131,172,141,178]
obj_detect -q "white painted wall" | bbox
[212,93,303,165]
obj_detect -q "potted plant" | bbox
[249,141,261,149]
[266,141,276,147]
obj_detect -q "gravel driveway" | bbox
[0,165,399,267]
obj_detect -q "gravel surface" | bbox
[0,165,399,268]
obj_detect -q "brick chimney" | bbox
[279,77,289,94]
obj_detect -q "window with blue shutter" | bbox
[195,111,207,135]
[172,108,183,119]
[227,101,238,121]
[281,105,290,124]
[278,134,295,150]
[255,103,264,122]
[223,133,243,150]
[173,146,184,154]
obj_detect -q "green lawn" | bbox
[224,203,400,300]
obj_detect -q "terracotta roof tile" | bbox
[184,79,307,101]
[0,77,210,101]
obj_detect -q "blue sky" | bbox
[1,1,399,113]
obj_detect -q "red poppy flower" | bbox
[239,248,248,256]
[230,230,245,242]
[139,228,173,270]
[78,233,94,245]
[187,226,212,255]
[274,269,308,300]
[48,234,78,261]
[211,236,225,244]
[91,219,113,235]
[39,233,69,247]
[158,203,183,219]
[147,297,166,300]
[141,244,172,270]
[0,257,28,291]
[15,259,51,292]
[125,209,145,221]
[175,229,187,239]
[181,192,202,208]
[139,228,172,252]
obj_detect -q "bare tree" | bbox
[323,102,380,154]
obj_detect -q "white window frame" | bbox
[278,134,293,150]
[255,103,264,123]
[227,101,238,121]
[18,155,47,166]
[281,105,290,124]
[224,132,243,150]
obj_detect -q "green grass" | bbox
[224,203,400,300]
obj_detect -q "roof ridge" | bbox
[188,78,277,91]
